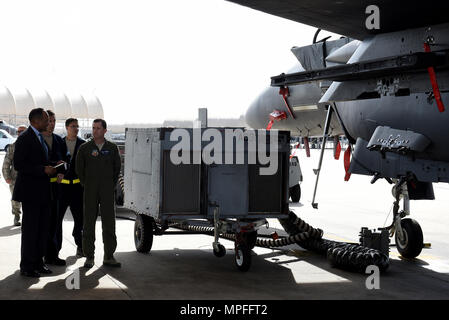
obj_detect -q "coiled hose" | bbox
[278,211,389,273]
[118,173,125,193]
[173,210,389,273]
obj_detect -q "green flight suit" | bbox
[2,142,22,217]
[76,139,121,259]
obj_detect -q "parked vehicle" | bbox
[0,129,16,151]
[0,120,17,136]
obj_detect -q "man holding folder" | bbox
[13,108,59,277]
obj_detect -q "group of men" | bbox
[1,108,122,278]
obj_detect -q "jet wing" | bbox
[226,0,449,40]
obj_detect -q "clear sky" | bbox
[0,0,338,124]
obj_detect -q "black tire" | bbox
[395,218,423,258]
[134,214,154,253]
[213,244,226,258]
[234,244,252,272]
[243,231,258,250]
[290,184,301,202]
[4,144,9,152]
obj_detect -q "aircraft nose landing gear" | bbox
[387,177,424,259]
[395,218,423,258]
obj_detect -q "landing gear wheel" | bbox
[134,214,154,253]
[213,244,226,258]
[290,184,301,202]
[395,218,423,259]
[234,244,252,272]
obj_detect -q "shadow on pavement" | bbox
[0,225,21,237]
[1,228,449,299]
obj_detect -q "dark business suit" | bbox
[56,136,86,253]
[44,133,65,261]
[13,127,52,273]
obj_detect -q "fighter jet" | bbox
[227,0,449,259]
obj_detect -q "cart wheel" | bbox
[134,214,154,253]
[213,244,226,258]
[234,244,252,272]
[243,231,258,250]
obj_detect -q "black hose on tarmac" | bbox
[278,211,390,273]
[169,211,390,273]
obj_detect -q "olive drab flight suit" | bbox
[75,139,121,259]
[2,143,22,218]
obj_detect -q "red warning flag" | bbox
[334,140,342,160]
[424,42,445,113]
[279,86,295,119]
[266,110,287,131]
[304,137,310,158]
[344,145,351,181]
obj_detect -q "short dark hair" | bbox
[28,108,46,122]
[47,110,55,117]
[93,118,107,129]
[65,118,78,127]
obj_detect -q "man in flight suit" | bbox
[58,118,85,258]
[2,125,27,226]
[76,119,121,268]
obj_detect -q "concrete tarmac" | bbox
[1,149,449,300]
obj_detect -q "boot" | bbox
[103,255,121,268]
[83,257,95,269]
[76,247,85,258]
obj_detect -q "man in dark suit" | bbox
[13,108,57,277]
[56,118,86,259]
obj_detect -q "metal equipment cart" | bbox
[124,127,290,271]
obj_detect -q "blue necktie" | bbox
[38,133,49,159]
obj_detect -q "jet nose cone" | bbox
[245,99,265,129]
[245,87,280,130]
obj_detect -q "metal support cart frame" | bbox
[124,127,290,271]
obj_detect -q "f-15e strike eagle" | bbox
[227,0,449,259]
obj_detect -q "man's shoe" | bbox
[76,247,85,258]
[46,257,66,266]
[13,215,21,226]
[103,256,121,268]
[45,257,66,266]
[83,257,95,269]
[37,265,52,274]
[20,270,40,278]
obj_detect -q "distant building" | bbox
[0,84,104,136]
[162,115,246,128]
